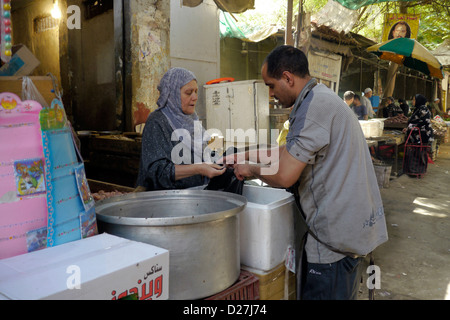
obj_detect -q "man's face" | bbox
[393,24,407,39]
[353,98,361,106]
[261,63,295,108]
[365,91,372,98]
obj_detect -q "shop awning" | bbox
[219,10,279,42]
[333,0,417,10]
[183,0,255,13]
[432,39,450,67]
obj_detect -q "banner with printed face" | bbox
[382,13,420,42]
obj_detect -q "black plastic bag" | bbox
[204,167,244,195]
[204,147,244,195]
[403,145,428,175]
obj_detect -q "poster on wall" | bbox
[382,13,420,42]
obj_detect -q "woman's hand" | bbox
[199,163,226,179]
[175,163,225,181]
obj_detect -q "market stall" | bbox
[359,118,406,183]
[0,82,298,300]
[362,111,450,183]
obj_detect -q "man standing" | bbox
[431,98,444,117]
[352,95,368,120]
[361,88,376,118]
[222,45,388,300]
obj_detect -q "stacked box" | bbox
[242,263,296,300]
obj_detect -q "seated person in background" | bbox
[383,96,403,118]
[136,67,226,191]
[351,95,368,120]
[398,98,409,116]
[343,91,355,107]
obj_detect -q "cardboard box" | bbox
[0,76,55,106]
[0,45,40,76]
[0,233,169,300]
[242,263,296,300]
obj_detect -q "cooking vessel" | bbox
[95,189,247,300]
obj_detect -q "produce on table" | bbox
[384,114,409,124]
[92,190,128,201]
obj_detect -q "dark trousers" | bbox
[301,256,363,300]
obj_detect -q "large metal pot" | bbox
[95,189,247,300]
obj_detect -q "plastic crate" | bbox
[205,270,260,300]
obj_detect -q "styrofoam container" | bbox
[359,119,385,138]
[240,185,296,271]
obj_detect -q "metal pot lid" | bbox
[95,189,247,226]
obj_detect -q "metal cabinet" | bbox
[204,80,270,149]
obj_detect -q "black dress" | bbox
[136,109,205,190]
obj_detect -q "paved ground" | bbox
[358,139,450,300]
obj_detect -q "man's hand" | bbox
[232,164,255,181]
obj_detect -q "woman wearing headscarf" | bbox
[136,68,225,191]
[403,94,434,145]
[402,94,433,176]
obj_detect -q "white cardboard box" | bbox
[0,233,169,300]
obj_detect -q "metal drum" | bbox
[95,189,247,300]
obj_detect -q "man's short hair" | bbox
[353,94,361,101]
[264,45,310,79]
[344,91,355,101]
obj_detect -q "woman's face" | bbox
[180,80,198,115]
[412,96,416,106]
[393,24,407,39]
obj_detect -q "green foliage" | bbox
[414,3,450,50]
[234,0,327,34]
[233,0,448,50]
[355,0,450,50]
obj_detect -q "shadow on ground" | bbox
[358,141,450,300]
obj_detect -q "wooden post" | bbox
[285,0,293,45]
[379,2,408,117]
[378,62,398,117]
